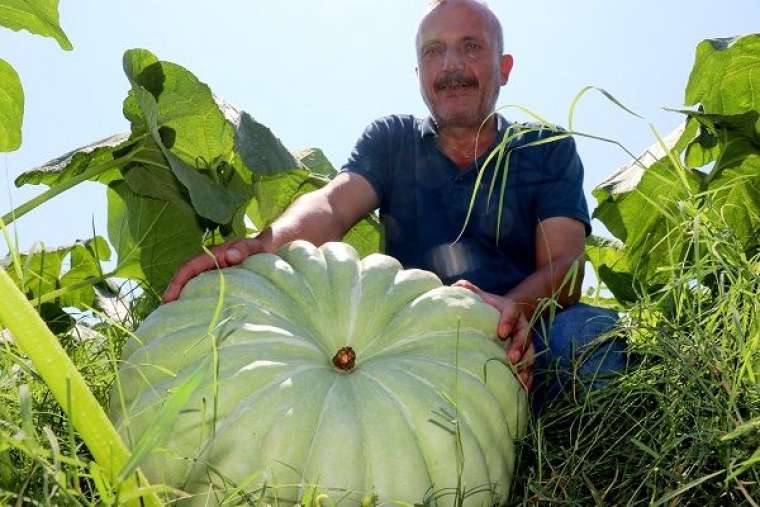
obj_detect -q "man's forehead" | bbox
[417,0,498,46]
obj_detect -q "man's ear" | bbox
[415,65,419,77]
[500,54,514,86]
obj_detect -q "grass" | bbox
[510,199,760,505]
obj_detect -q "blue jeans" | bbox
[531,303,626,412]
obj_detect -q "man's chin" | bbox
[433,111,487,131]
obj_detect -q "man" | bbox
[163,0,624,399]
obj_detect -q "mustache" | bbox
[434,72,479,90]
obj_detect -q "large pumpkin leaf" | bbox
[122,161,186,204]
[685,35,760,115]
[594,121,698,211]
[217,97,302,177]
[0,58,23,152]
[129,85,244,225]
[107,181,204,295]
[14,133,131,187]
[594,151,702,287]
[122,49,236,170]
[0,0,72,50]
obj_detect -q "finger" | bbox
[507,316,531,362]
[162,253,218,303]
[520,368,534,392]
[454,280,508,314]
[163,239,263,304]
[523,343,535,392]
[513,342,534,391]
[223,238,261,265]
[452,279,478,292]
[500,309,519,341]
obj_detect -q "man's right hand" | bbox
[162,236,268,304]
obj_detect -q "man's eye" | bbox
[423,46,444,57]
[464,42,482,53]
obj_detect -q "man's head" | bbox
[416,0,513,130]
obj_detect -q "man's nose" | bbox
[442,47,465,71]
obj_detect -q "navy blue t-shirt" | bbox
[341,114,591,295]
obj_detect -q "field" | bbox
[1,4,758,506]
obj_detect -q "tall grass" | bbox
[0,228,164,505]
[511,198,759,505]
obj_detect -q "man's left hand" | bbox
[453,280,534,391]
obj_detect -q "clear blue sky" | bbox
[1,1,758,271]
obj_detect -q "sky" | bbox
[1,0,758,283]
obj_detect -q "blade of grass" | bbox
[117,361,207,483]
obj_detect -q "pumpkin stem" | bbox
[332,346,356,371]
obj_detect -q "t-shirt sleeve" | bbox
[536,136,592,236]
[340,119,390,203]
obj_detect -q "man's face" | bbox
[416,1,513,130]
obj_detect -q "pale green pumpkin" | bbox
[111,241,528,505]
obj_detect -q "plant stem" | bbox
[0,268,162,506]
[1,155,131,226]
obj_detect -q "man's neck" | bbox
[436,116,499,170]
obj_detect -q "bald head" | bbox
[417,0,504,56]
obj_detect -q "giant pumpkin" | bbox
[111,241,527,505]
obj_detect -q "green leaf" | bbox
[0,58,23,152]
[217,96,301,176]
[2,237,112,331]
[107,181,204,295]
[14,133,131,187]
[667,109,760,169]
[121,49,257,226]
[593,121,698,238]
[685,34,760,115]
[584,235,638,304]
[706,150,760,250]
[295,147,337,178]
[246,169,327,230]
[59,237,110,308]
[122,49,236,171]
[0,0,72,50]
[594,156,701,286]
[123,162,187,203]
[343,215,384,257]
[131,86,244,225]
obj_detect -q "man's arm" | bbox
[505,216,586,317]
[162,172,379,302]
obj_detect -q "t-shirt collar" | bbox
[419,113,510,139]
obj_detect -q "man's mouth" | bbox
[435,74,479,92]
